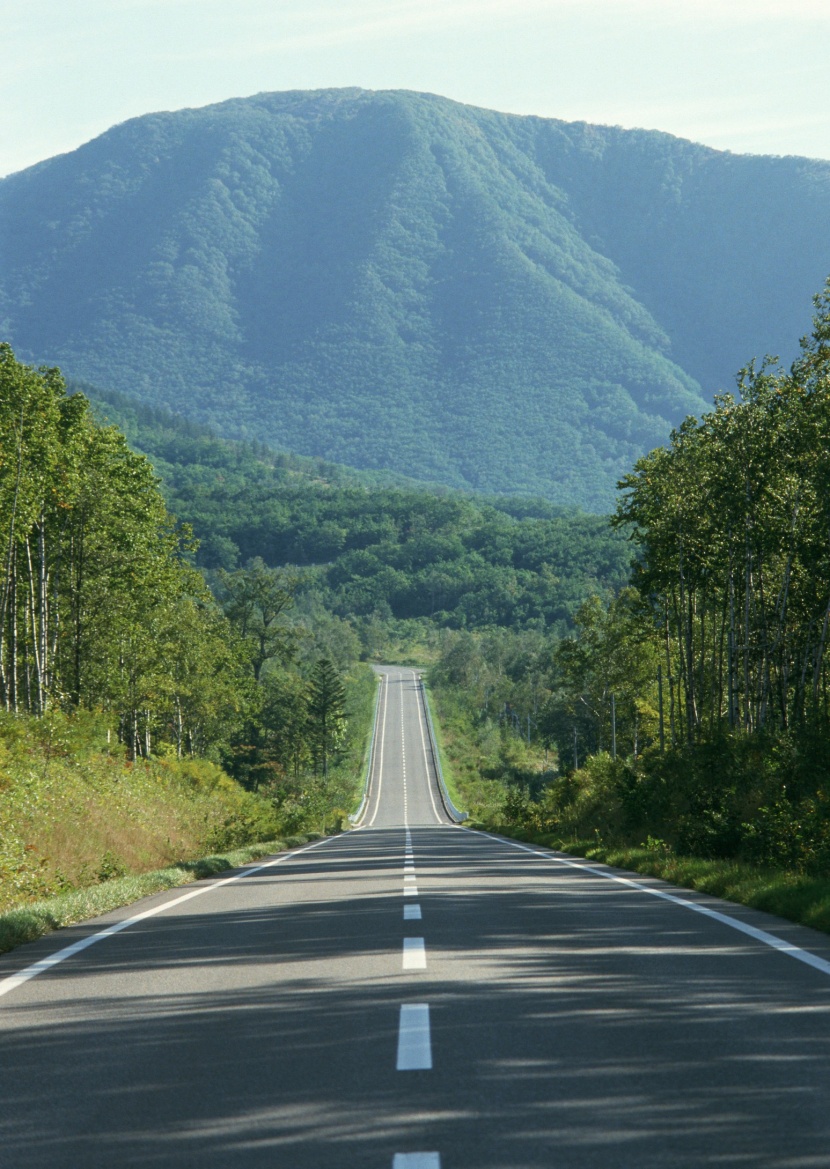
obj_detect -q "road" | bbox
[3,666,830,1167]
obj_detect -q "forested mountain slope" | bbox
[86,383,631,634]
[3,89,830,507]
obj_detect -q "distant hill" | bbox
[81,381,631,632]
[2,89,830,508]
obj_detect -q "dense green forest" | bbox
[455,282,830,883]
[8,277,830,925]
[0,347,374,842]
[5,89,830,506]
[86,383,633,637]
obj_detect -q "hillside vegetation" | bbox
[0,347,375,922]
[0,711,280,913]
[435,284,830,885]
[86,383,632,637]
[4,89,830,505]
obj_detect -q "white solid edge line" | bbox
[392,1154,441,1168]
[467,828,830,978]
[413,672,445,825]
[364,673,390,829]
[0,835,336,1001]
[397,1003,432,1069]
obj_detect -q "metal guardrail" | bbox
[348,675,382,825]
[418,675,468,823]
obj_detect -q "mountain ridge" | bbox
[2,88,829,508]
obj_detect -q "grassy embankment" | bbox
[420,680,470,817]
[428,679,552,824]
[429,683,830,938]
[0,685,375,956]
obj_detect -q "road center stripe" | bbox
[392,1155,441,1168]
[397,1004,432,1069]
[404,904,422,920]
[403,937,427,969]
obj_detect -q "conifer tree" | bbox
[306,658,347,780]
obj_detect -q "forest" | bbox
[0,345,375,860]
[7,278,830,935]
[86,382,632,635]
[461,280,830,888]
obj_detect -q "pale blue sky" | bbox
[3,0,829,178]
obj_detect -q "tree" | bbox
[542,589,659,766]
[306,658,347,780]
[0,344,249,760]
[217,558,296,680]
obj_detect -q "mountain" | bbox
[2,89,830,508]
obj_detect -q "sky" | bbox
[2,0,830,178]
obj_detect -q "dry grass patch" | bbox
[0,712,280,914]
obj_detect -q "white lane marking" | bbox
[467,828,830,980]
[393,1155,441,1168]
[401,673,409,831]
[404,904,422,920]
[404,874,417,882]
[397,1004,432,1069]
[414,677,445,825]
[352,673,386,829]
[403,937,427,969]
[0,836,336,1001]
[404,886,419,896]
[365,674,390,828]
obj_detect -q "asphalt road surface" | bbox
[3,666,830,1167]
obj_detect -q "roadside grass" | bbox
[420,680,468,816]
[487,826,830,937]
[426,683,544,824]
[0,834,323,956]
[369,617,441,669]
[0,724,282,912]
[0,689,376,956]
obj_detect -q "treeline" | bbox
[0,347,371,832]
[86,387,631,636]
[499,282,830,872]
[0,343,240,753]
[617,286,830,743]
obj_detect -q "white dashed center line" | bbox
[404,903,422,920]
[396,1004,432,1069]
[402,937,426,970]
[392,1155,441,1168]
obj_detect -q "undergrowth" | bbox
[0,709,281,914]
[0,834,322,955]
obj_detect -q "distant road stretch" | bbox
[2,666,830,1167]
